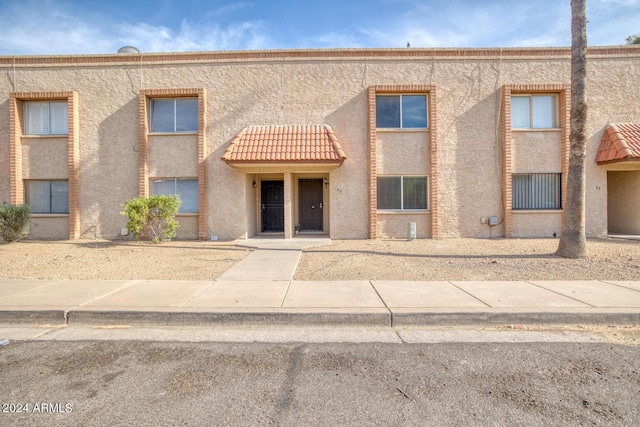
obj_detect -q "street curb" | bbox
[0,310,67,325]
[2,309,639,328]
[66,310,392,327]
[391,311,640,326]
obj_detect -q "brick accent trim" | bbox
[9,91,80,239]
[1,46,637,67]
[501,84,571,238]
[367,85,438,239]
[139,88,208,240]
[8,95,22,205]
[137,92,150,198]
[67,91,80,239]
[501,87,513,237]
[428,86,440,239]
[367,87,377,239]
[197,89,207,240]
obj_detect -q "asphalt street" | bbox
[1,338,639,426]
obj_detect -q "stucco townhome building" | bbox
[1,46,639,241]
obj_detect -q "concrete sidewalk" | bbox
[1,236,639,327]
[1,278,639,327]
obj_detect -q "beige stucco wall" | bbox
[378,213,431,239]
[607,171,640,235]
[148,134,198,177]
[511,211,563,238]
[510,129,564,237]
[29,216,69,239]
[21,137,68,178]
[512,131,563,173]
[375,130,430,239]
[175,215,198,239]
[376,131,430,175]
[0,47,639,240]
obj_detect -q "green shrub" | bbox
[121,195,181,243]
[0,203,31,243]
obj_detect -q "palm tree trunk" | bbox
[556,0,588,258]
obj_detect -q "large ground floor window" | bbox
[512,173,561,210]
[24,180,69,214]
[377,176,428,210]
[151,178,198,213]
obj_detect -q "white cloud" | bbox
[599,0,640,6]
[0,0,272,54]
[114,20,270,53]
[305,32,365,48]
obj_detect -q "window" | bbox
[150,98,198,132]
[377,176,428,210]
[24,101,68,135]
[512,173,561,210]
[376,95,427,129]
[152,178,198,213]
[511,95,558,129]
[24,180,69,214]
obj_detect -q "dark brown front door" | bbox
[299,179,323,231]
[262,180,284,232]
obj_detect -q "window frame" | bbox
[149,97,198,133]
[376,175,429,211]
[511,94,559,129]
[23,100,69,136]
[151,178,199,213]
[24,180,69,214]
[376,94,428,129]
[512,173,562,210]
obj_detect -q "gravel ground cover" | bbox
[1,237,639,282]
[294,237,640,281]
[0,240,250,281]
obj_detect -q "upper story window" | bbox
[511,95,558,129]
[24,180,69,214]
[24,101,68,135]
[376,95,428,129]
[152,178,199,213]
[150,98,198,133]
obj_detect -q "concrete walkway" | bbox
[217,236,331,281]
[0,237,639,327]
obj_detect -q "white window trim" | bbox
[376,175,429,212]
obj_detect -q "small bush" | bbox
[121,195,180,243]
[0,203,31,243]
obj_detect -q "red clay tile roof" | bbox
[596,123,640,164]
[222,124,346,164]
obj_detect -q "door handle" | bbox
[262,204,265,211]
[320,203,323,209]
[311,205,315,209]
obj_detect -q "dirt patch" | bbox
[295,238,640,281]
[1,237,639,282]
[0,240,250,281]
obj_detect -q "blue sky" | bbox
[0,0,638,55]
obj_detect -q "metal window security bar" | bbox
[512,173,561,209]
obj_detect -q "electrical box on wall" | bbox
[488,216,499,226]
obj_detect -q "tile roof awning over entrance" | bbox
[222,124,347,168]
[596,123,640,165]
